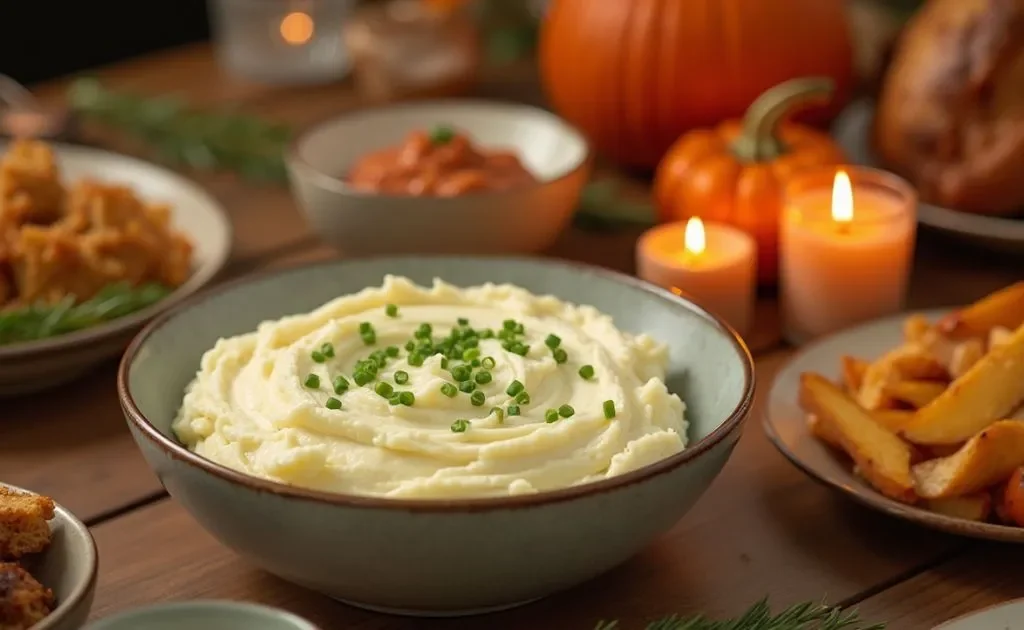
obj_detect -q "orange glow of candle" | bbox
[683,217,706,258]
[280,11,314,45]
[831,170,854,224]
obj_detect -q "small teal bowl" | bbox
[118,257,754,616]
[83,601,319,630]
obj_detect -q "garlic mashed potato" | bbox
[173,276,688,499]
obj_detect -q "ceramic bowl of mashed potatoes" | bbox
[118,257,754,616]
[285,100,591,257]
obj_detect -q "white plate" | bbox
[0,142,232,396]
[763,310,1024,543]
[936,598,1024,629]
[832,99,1024,254]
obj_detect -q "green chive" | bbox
[359,322,372,333]
[515,391,531,405]
[470,358,481,367]
[579,365,595,380]
[415,323,432,338]
[441,357,449,369]
[353,371,373,386]
[474,371,492,385]
[440,382,458,398]
[430,125,455,145]
[361,331,376,345]
[558,404,575,418]
[321,342,335,358]
[491,407,504,423]
[506,380,524,396]
[385,345,400,357]
[544,334,561,349]
[507,404,520,416]
[332,375,349,394]
[399,391,415,406]
[451,418,470,433]
[603,400,616,419]
[480,329,494,339]
[405,340,416,352]
[514,323,525,334]
[463,337,479,349]
[304,374,320,389]
[451,365,472,381]
[481,357,496,369]
[470,390,485,406]
[457,317,469,326]
[394,370,409,385]
[408,353,425,367]
[545,409,559,423]
[512,342,530,356]
[459,380,477,393]
[552,348,568,364]
[325,397,342,410]
[502,319,516,331]
[389,393,401,405]
[386,304,399,317]
[375,382,394,398]
[311,350,326,363]
[462,347,481,361]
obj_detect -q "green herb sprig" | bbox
[0,282,172,346]
[574,180,657,231]
[595,599,884,630]
[67,78,291,183]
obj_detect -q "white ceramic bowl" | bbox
[84,601,319,630]
[118,257,754,617]
[285,100,591,256]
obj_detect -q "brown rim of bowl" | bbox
[118,255,755,513]
[0,483,99,629]
[932,596,1024,628]
[0,142,233,361]
[285,98,594,200]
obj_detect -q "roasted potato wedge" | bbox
[1000,468,1024,527]
[841,356,869,394]
[937,281,1024,339]
[801,372,917,503]
[949,338,984,380]
[911,420,1024,499]
[990,326,1013,350]
[882,380,947,409]
[924,493,992,522]
[857,345,948,411]
[903,314,932,345]
[806,413,842,450]
[902,324,1024,445]
[872,409,915,433]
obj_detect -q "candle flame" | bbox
[280,11,314,45]
[684,217,706,256]
[831,170,854,223]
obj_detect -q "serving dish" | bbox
[764,308,1024,542]
[0,482,98,630]
[0,142,232,396]
[832,99,1024,254]
[286,100,591,257]
[84,601,320,630]
[118,256,754,615]
[935,598,1024,629]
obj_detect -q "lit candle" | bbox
[636,217,757,336]
[780,166,917,344]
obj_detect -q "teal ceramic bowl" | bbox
[118,257,754,616]
[84,601,319,630]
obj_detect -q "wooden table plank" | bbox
[85,350,952,628]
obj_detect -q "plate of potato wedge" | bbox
[764,282,1024,541]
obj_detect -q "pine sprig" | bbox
[594,599,885,630]
[67,78,291,183]
[0,282,172,345]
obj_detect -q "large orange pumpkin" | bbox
[653,78,847,285]
[538,0,854,169]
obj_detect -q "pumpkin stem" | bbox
[730,77,835,163]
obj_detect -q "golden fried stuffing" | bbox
[0,139,193,309]
[0,487,54,560]
[0,563,55,630]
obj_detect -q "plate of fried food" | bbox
[0,139,231,396]
[765,283,1024,541]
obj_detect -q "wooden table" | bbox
[5,45,1024,629]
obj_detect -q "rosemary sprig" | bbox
[0,282,172,345]
[595,599,885,630]
[67,78,291,183]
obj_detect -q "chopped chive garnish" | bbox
[440,382,458,397]
[603,400,616,419]
[450,365,472,381]
[399,391,415,406]
[333,375,349,394]
[544,334,561,349]
[491,407,504,423]
[405,340,416,352]
[451,418,470,433]
[415,323,432,338]
[509,342,529,357]
[462,347,481,361]
[481,356,496,369]
[430,125,455,145]
[394,370,409,385]
[441,357,449,369]
[311,350,326,363]
[389,393,401,405]
[353,371,373,386]
[507,404,520,416]
[552,348,568,364]
[325,397,342,410]
[359,322,373,334]
[385,345,400,357]
[480,329,494,339]
[303,374,320,389]
[321,342,335,358]
[470,390,485,406]
[385,304,399,317]
[375,382,394,398]
[579,365,595,380]
[459,380,477,393]
[408,353,425,367]
[545,409,559,423]
[463,337,479,349]
[515,391,530,405]
[506,380,524,396]
[361,331,376,345]
[470,358,481,367]
[502,319,516,331]
[558,404,575,418]
[514,323,525,334]
[457,317,469,325]
[474,371,492,384]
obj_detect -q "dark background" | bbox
[2,0,210,84]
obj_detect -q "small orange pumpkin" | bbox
[653,78,847,285]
